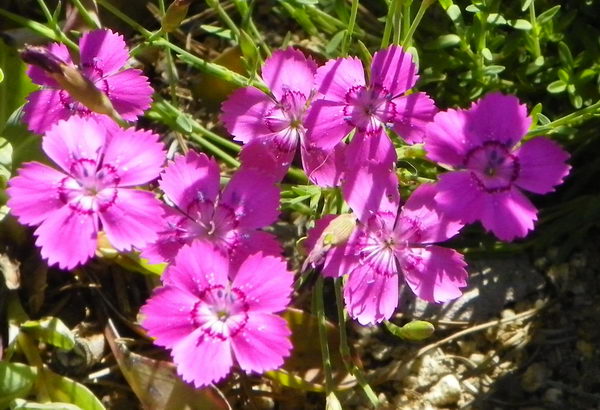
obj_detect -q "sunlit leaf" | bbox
[105,321,230,410]
[11,398,81,410]
[42,368,105,410]
[0,361,37,408]
[21,317,76,351]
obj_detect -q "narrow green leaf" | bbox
[537,5,561,24]
[483,65,505,75]
[199,24,233,40]
[558,42,573,66]
[438,0,453,10]
[325,31,346,56]
[508,19,532,30]
[426,34,461,49]
[521,0,533,12]
[42,368,105,410]
[0,361,37,408]
[481,47,493,61]
[11,399,81,410]
[487,13,507,25]
[547,80,567,93]
[446,5,462,22]
[0,68,4,83]
[21,317,76,351]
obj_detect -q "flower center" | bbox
[59,158,120,214]
[343,84,396,135]
[178,201,239,252]
[464,142,520,193]
[264,90,308,147]
[192,285,250,340]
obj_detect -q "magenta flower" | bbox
[141,150,282,265]
[306,165,467,325]
[304,45,437,166]
[24,29,153,134]
[7,116,166,269]
[141,241,293,387]
[221,48,344,186]
[425,92,571,241]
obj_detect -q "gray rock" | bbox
[398,256,546,322]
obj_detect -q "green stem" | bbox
[35,0,78,50]
[392,0,402,45]
[529,0,542,59]
[334,279,380,407]
[0,8,60,43]
[315,276,334,393]
[401,0,434,48]
[381,0,397,48]
[401,0,412,44]
[71,0,102,29]
[206,0,241,38]
[97,0,153,36]
[341,0,359,56]
[526,99,600,138]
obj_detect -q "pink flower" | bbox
[24,29,153,134]
[141,241,293,387]
[141,150,282,265]
[304,45,437,166]
[221,48,344,187]
[424,92,571,241]
[7,116,166,269]
[306,165,467,325]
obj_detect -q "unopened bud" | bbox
[21,45,122,123]
[302,214,357,271]
[161,0,193,33]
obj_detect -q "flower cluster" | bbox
[8,28,571,389]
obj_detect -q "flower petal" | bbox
[172,328,233,388]
[314,57,365,100]
[232,253,292,313]
[7,162,67,226]
[514,137,571,194]
[304,100,353,151]
[99,189,164,251]
[159,151,220,211]
[162,241,229,291]
[138,205,187,264]
[342,161,400,224]
[103,126,165,187]
[400,245,468,303]
[344,264,399,325]
[434,171,487,224]
[301,142,345,188]
[230,231,283,270]
[23,90,71,135]
[391,92,437,144]
[220,87,276,143]
[34,206,97,270]
[424,108,471,167]
[466,92,531,148]
[231,313,292,373]
[370,45,418,97]
[220,168,280,229]
[345,130,397,167]
[398,183,464,243]
[101,68,153,120]
[42,116,108,173]
[261,48,316,99]
[479,187,538,241]
[238,138,295,183]
[79,29,129,79]
[140,286,198,348]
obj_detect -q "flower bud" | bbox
[21,45,122,122]
[302,214,357,271]
[161,0,192,33]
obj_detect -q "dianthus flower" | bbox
[7,116,166,269]
[141,150,282,264]
[23,29,153,134]
[141,241,293,387]
[305,45,436,166]
[424,92,571,241]
[221,48,344,186]
[306,165,467,325]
